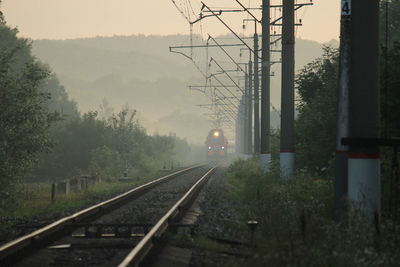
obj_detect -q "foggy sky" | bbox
[2,0,339,43]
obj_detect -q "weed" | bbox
[192,236,227,252]
[226,159,400,266]
[0,170,168,221]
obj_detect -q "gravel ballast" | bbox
[11,166,212,267]
[187,165,250,267]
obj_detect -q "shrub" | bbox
[226,159,400,266]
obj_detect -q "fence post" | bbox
[51,183,56,203]
[65,180,70,195]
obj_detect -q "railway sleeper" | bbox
[68,223,195,238]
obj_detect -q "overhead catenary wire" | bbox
[170,0,268,133]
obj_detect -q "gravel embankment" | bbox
[189,165,249,267]
[0,169,187,246]
[12,166,211,267]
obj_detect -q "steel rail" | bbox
[0,164,204,263]
[118,166,216,267]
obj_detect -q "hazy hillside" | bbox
[31,35,335,143]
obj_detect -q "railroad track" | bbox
[0,164,217,266]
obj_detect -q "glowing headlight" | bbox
[222,146,225,149]
[213,131,220,137]
[208,146,212,149]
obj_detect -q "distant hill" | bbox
[31,35,336,143]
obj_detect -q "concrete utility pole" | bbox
[280,0,295,179]
[236,102,242,154]
[335,0,351,219]
[235,114,240,153]
[248,59,253,156]
[243,67,249,157]
[241,96,246,155]
[260,0,271,171]
[348,0,380,218]
[253,33,260,154]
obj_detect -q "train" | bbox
[205,129,228,159]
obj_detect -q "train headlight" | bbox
[222,146,225,149]
[208,146,212,150]
[213,131,220,137]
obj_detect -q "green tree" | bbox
[294,0,400,175]
[295,47,339,175]
[0,18,58,205]
[33,111,110,180]
[41,73,79,118]
[381,0,400,46]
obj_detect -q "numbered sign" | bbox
[341,0,351,16]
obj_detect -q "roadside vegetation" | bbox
[226,2,400,266]
[227,159,400,266]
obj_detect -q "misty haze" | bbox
[1,1,399,267]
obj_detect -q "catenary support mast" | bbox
[243,66,249,157]
[335,0,351,219]
[248,58,253,156]
[280,0,295,179]
[253,32,260,154]
[348,0,380,218]
[260,0,271,171]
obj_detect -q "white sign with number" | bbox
[341,0,351,16]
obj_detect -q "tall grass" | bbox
[0,169,168,222]
[226,159,400,266]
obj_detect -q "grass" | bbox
[0,169,177,226]
[192,235,227,251]
[169,232,227,251]
[226,158,400,267]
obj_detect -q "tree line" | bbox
[0,12,195,209]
